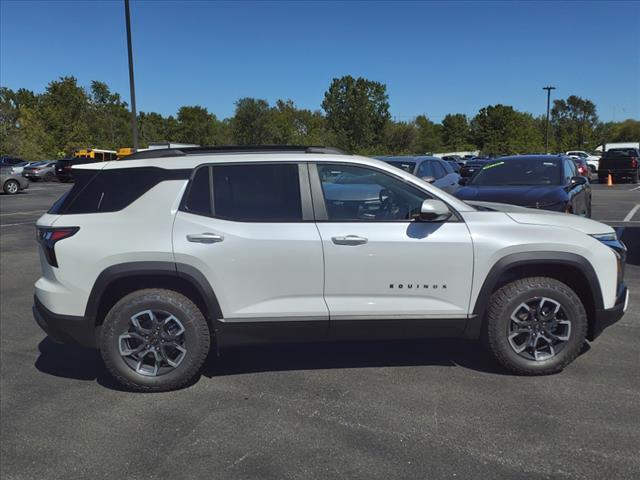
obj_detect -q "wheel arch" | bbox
[86,262,222,333]
[470,252,603,340]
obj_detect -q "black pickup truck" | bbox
[598,148,639,184]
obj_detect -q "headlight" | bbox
[590,232,617,242]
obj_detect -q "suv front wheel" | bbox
[483,277,587,375]
[100,289,211,392]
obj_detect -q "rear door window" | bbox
[211,164,302,221]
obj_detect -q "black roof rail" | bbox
[124,145,347,160]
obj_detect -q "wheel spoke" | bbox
[120,309,188,377]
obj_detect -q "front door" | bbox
[312,163,473,320]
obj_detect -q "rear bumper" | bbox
[33,296,96,348]
[589,284,629,340]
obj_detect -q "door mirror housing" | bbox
[569,176,587,187]
[421,176,436,183]
[418,199,452,222]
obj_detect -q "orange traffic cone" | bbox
[607,173,613,186]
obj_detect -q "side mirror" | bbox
[459,177,468,186]
[421,176,436,184]
[418,199,452,222]
[570,176,587,187]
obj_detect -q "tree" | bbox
[441,114,470,150]
[39,76,92,155]
[231,98,274,145]
[413,115,443,153]
[89,81,131,149]
[175,105,221,145]
[551,95,599,150]
[270,99,328,145]
[471,104,543,155]
[322,75,390,153]
[383,121,417,154]
[11,106,56,160]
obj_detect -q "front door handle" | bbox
[187,233,224,244]
[332,235,368,246]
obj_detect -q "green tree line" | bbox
[1,75,638,160]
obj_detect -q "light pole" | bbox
[125,0,139,150]
[543,86,556,153]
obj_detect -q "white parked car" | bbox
[33,146,628,391]
[566,151,600,173]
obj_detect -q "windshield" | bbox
[469,158,562,186]
[385,161,416,173]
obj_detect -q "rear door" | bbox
[172,162,328,322]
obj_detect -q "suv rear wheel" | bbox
[100,289,210,392]
[483,277,587,375]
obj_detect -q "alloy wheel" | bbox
[507,297,571,361]
[118,309,187,376]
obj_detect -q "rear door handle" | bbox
[331,235,368,246]
[187,233,224,244]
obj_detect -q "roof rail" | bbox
[124,145,347,160]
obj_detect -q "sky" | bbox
[1,0,639,122]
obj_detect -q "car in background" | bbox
[0,156,27,174]
[22,161,57,181]
[54,157,97,182]
[566,151,600,174]
[378,156,461,193]
[459,159,489,178]
[1,167,30,194]
[455,155,591,216]
[441,155,463,167]
[598,148,639,184]
[572,157,590,177]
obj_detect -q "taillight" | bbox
[631,158,638,168]
[36,227,79,267]
[64,165,73,172]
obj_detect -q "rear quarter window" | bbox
[49,167,190,214]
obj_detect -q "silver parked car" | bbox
[22,161,57,181]
[377,156,461,194]
[1,168,30,194]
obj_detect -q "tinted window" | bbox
[212,164,302,221]
[318,164,429,221]
[416,160,444,179]
[564,159,577,181]
[184,167,211,216]
[385,161,416,173]
[49,167,190,214]
[470,159,562,186]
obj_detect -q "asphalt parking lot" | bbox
[1,181,638,480]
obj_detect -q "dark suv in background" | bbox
[54,157,96,182]
[598,148,639,184]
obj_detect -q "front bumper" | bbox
[589,284,629,340]
[33,296,96,348]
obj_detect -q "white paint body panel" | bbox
[173,212,327,321]
[316,221,473,318]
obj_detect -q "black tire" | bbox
[100,288,210,392]
[632,170,639,184]
[3,179,20,194]
[483,277,587,375]
[598,175,607,184]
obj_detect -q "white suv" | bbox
[33,146,629,391]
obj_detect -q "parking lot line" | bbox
[0,221,35,227]
[0,210,46,217]
[623,204,640,222]
[629,186,640,191]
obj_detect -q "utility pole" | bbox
[543,86,556,153]
[125,0,139,150]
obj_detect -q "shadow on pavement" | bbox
[202,338,511,378]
